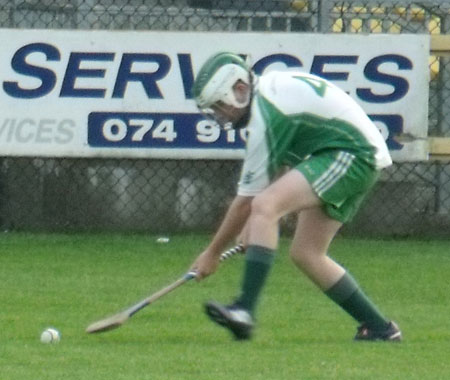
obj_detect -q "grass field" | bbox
[1,232,450,380]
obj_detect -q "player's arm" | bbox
[191,195,252,280]
[208,194,252,253]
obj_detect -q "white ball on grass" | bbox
[40,327,61,344]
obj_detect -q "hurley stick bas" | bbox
[85,244,245,334]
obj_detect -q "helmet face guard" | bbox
[193,52,252,129]
[200,105,234,130]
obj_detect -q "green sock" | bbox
[235,245,275,316]
[325,272,389,330]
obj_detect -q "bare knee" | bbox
[290,247,321,272]
[251,194,278,221]
[290,248,309,269]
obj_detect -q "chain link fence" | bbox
[0,0,449,236]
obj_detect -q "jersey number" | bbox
[293,76,327,97]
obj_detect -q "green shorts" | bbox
[296,150,379,223]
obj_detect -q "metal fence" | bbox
[0,0,450,236]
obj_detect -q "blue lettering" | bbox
[3,43,60,99]
[252,54,302,75]
[178,54,194,99]
[60,52,114,98]
[112,53,170,99]
[369,114,403,150]
[310,55,358,81]
[357,55,411,103]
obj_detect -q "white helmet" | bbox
[193,52,252,115]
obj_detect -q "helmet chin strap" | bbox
[233,104,251,129]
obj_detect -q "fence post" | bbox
[318,0,332,32]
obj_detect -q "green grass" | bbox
[1,233,450,379]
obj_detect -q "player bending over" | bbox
[189,52,401,342]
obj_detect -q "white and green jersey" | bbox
[237,71,392,197]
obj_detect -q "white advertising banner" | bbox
[0,29,429,160]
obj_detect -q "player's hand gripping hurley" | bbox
[85,244,245,334]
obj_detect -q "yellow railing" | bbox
[430,35,450,159]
